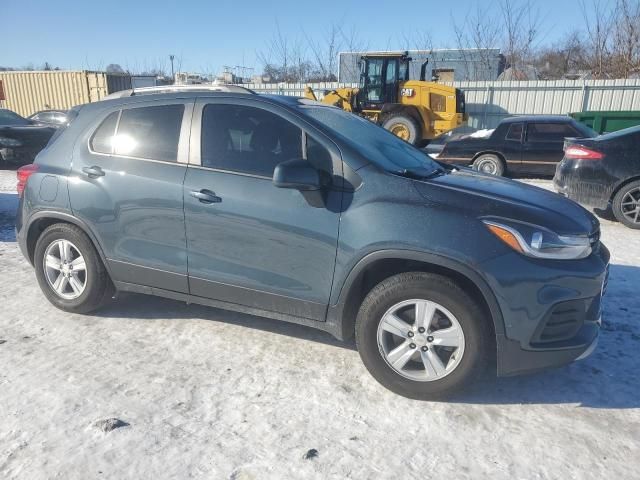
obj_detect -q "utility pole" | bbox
[169,54,175,83]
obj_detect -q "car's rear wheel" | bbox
[34,223,114,313]
[355,272,489,400]
[612,180,640,229]
[473,154,505,176]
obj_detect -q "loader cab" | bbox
[357,53,411,110]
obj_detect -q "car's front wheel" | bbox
[355,272,489,399]
[34,223,114,313]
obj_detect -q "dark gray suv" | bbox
[16,86,609,399]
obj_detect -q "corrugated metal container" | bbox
[0,71,153,116]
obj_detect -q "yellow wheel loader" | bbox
[304,52,467,146]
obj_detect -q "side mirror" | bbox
[273,159,322,191]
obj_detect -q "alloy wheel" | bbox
[376,299,465,382]
[620,187,640,225]
[43,239,87,300]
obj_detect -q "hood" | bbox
[413,169,599,236]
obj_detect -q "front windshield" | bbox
[0,109,30,126]
[301,105,441,176]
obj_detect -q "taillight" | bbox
[564,146,604,160]
[16,164,39,196]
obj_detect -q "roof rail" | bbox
[103,84,255,100]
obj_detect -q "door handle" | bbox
[190,189,222,204]
[82,166,105,178]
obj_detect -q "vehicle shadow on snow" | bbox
[454,263,640,409]
[98,292,355,350]
[0,192,18,242]
[100,266,639,408]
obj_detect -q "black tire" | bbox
[381,114,421,145]
[612,180,640,229]
[473,154,505,176]
[355,272,490,400]
[34,223,114,313]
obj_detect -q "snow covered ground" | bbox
[0,170,638,479]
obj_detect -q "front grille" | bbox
[532,299,586,345]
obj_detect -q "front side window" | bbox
[526,122,578,143]
[201,104,303,177]
[506,123,523,141]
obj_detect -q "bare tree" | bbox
[535,31,589,79]
[305,23,342,81]
[499,0,543,71]
[580,0,615,78]
[257,20,309,82]
[610,0,640,77]
[452,2,501,80]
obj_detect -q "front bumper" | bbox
[497,327,599,376]
[485,244,609,377]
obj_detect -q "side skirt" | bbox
[113,280,345,340]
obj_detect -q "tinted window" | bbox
[506,123,523,141]
[201,104,303,176]
[0,109,30,126]
[114,104,184,161]
[90,111,119,154]
[302,105,441,176]
[527,122,578,143]
[37,112,54,122]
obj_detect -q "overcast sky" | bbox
[2,0,590,74]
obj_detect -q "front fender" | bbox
[326,248,505,341]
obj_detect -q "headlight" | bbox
[483,219,592,260]
[0,136,23,148]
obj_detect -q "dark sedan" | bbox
[437,116,597,177]
[0,109,55,167]
[554,125,640,229]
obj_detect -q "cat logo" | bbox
[400,88,415,97]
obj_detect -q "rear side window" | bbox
[201,104,303,177]
[115,105,184,161]
[527,123,578,143]
[90,111,119,154]
[506,123,523,141]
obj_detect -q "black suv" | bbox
[15,86,609,399]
